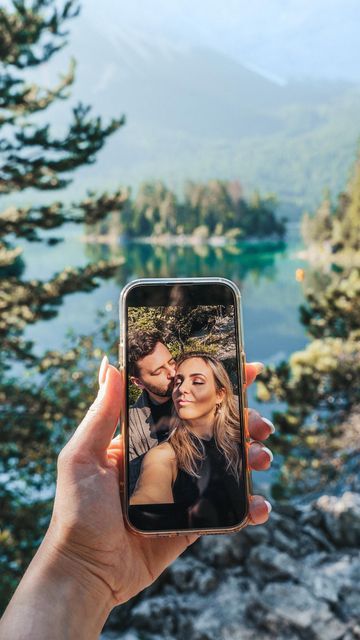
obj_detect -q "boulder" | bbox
[315,492,360,547]
[248,582,348,640]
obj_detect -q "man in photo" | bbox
[128,330,176,492]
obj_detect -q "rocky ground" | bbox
[101,491,360,640]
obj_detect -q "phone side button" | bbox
[241,351,246,387]
[118,342,124,369]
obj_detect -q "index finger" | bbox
[245,362,264,387]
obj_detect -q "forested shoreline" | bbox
[85,180,286,243]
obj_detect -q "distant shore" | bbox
[81,232,285,248]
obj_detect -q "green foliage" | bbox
[128,305,236,399]
[87,179,286,241]
[0,0,125,611]
[0,1,80,69]
[301,159,360,255]
[299,268,360,339]
[259,154,360,499]
[128,305,230,353]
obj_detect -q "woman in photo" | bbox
[130,352,243,527]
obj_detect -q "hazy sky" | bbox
[83,0,360,82]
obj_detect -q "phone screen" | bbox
[124,282,248,533]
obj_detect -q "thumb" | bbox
[71,357,123,454]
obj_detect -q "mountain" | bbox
[28,19,360,217]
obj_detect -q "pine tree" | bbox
[257,155,360,499]
[0,0,127,609]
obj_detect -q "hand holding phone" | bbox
[0,315,273,639]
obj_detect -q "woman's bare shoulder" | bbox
[143,441,176,465]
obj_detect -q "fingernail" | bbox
[262,446,273,462]
[253,362,264,374]
[262,417,275,434]
[98,354,109,387]
[97,368,109,401]
[264,500,272,513]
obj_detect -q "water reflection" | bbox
[84,240,286,284]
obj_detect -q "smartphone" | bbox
[119,277,251,536]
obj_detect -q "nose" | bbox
[177,379,190,396]
[166,363,176,379]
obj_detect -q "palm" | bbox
[53,439,196,605]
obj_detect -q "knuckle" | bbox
[86,399,102,418]
[57,444,71,468]
[86,398,114,424]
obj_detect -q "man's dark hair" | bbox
[128,329,164,377]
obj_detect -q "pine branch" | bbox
[0,257,125,353]
[0,104,125,193]
[0,59,75,126]
[0,0,80,69]
[0,189,128,242]
[0,240,23,267]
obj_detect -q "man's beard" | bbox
[145,380,174,398]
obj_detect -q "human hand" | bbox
[43,357,273,613]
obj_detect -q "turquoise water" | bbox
[22,225,308,367]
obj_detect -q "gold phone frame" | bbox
[119,277,252,537]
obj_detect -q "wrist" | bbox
[1,532,114,640]
[40,529,116,612]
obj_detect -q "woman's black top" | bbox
[172,436,245,528]
[128,436,246,531]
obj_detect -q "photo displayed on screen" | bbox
[127,302,246,531]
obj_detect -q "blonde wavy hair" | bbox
[168,352,241,482]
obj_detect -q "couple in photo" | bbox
[128,330,243,525]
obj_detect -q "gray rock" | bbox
[248,544,298,580]
[241,522,270,546]
[275,503,300,518]
[299,506,323,528]
[166,557,218,594]
[271,527,302,554]
[196,568,219,595]
[302,523,336,552]
[349,624,360,638]
[190,609,222,640]
[131,596,178,634]
[338,557,360,620]
[100,632,140,640]
[222,628,285,640]
[302,551,328,567]
[315,492,360,547]
[311,616,349,640]
[196,533,245,567]
[340,589,360,622]
[299,565,341,603]
[277,515,300,537]
[214,574,258,619]
[291,531,324,557]
[248,582,347,639]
